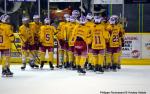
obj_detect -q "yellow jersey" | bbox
[56,21,67,40]
[106,24,124,47]
[66,22,77,46]
[0,23,14,49]
[19,24,34,46]
[39,25,56,47]
[30,22,42,39]
[85,21,94,44]
[72,24,91,45]
[91,24,110,49]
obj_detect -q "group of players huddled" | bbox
[0,9,125,76]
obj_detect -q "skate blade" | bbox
[50,68,54,70]
[35,67,39,69]
[78,73,86,75]
[21,69,25,71]
[112,69,117,72]
[33,67,39,69]
[96,71,104,74]
[104,69,110,72]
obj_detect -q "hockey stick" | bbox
[13,42,22,57]
[17,33,40,64]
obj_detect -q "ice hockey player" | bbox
[30,14,43,68]
[60,15,71,69]
[65,15,78,69]
[56,14,70,68]
[91,16,110,73]
[0,14,15,77]
[72,16,91,74]
[19,17,36,70]
[85,13,95,70]
[105,15,125,71]
[39,18,56,70]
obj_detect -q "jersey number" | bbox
[95,36,101,44]
[112,35,119,42]
[46,34,50,41]
[0,35,3,43]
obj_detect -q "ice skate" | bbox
[21,63,26,70]
[49,62,54,70]
[40,61,45,70]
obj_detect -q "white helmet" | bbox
[66,17,70,22]
[111,15,119,19]
[64,14,70,22]
[79,16,87,25]
[108,15,119,25]
[33,15,40,19]
[22,17,29,22]
[1,14,10,23]
[64,14,70,18]
[109,15,119,24]
[44,18,50,24]
[94,16,102,24]
[72,14,78,20]
[72,10,80,17]
[86,13,93,20]
[70,16,75,22]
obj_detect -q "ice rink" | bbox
[0,65,150,94]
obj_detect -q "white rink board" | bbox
[141,34,150,58]
[122,33,150,59]
[122,34,142,59]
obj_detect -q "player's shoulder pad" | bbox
[29,22,35,26]
[19,24,25,29]
[2,23,12,29]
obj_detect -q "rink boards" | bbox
[121,33,150,65]
[1,33,150,65]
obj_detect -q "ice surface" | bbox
[0,65,150,94]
